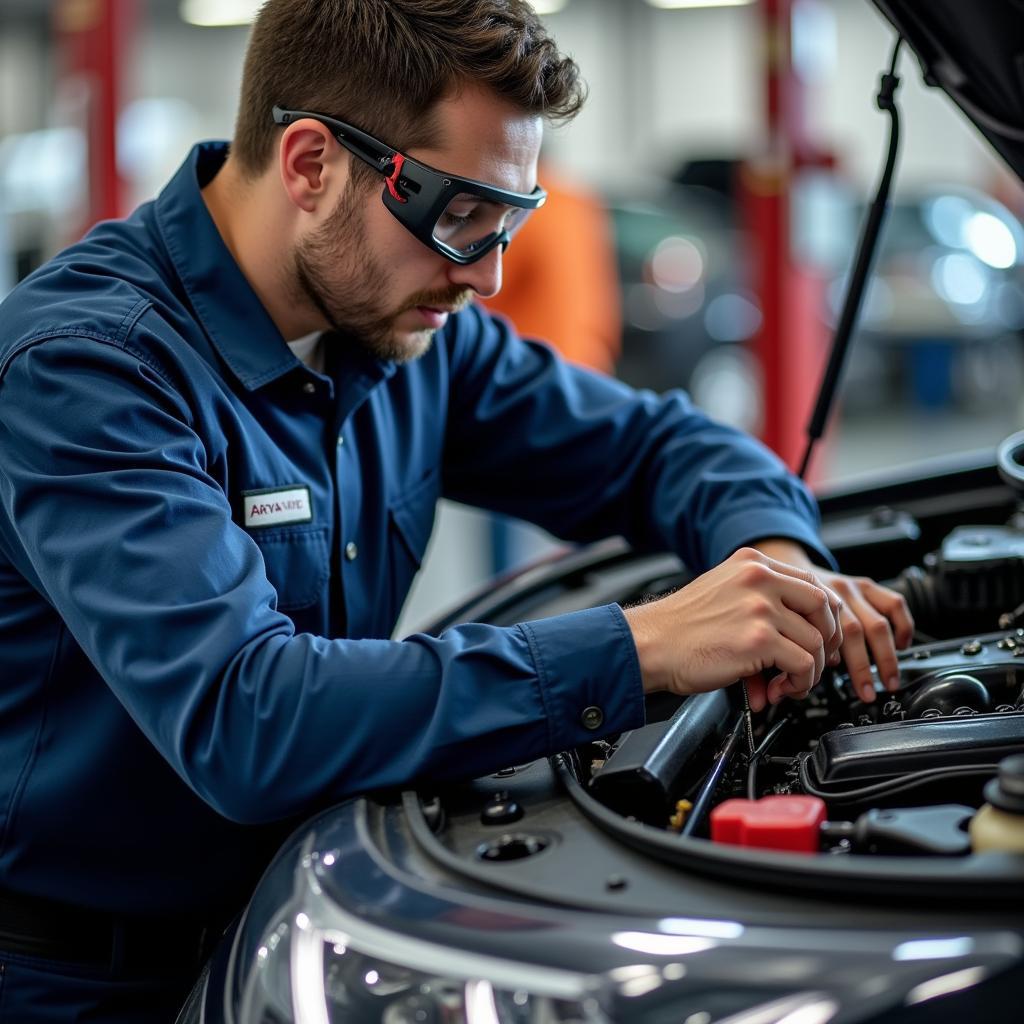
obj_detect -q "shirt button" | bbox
[581,706,604,731]
[336,435,345,447]
[302,381,316,395]
[344,542,358,562]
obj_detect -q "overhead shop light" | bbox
[181,0,568,26]
[179,0,261,27]
[647,0,752,9]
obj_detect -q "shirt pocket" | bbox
[387,470,439,610]
[251,524,330,611]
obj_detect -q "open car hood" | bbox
[873,0,1024,180]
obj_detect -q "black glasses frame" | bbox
[272,106,546,265]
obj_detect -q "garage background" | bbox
[1,0,1022,631]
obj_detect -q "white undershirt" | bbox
[287,331,324,375]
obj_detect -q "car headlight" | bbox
[240,907,608,1024]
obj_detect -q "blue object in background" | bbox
[908,339,954,409]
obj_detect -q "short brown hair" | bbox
[232,0,585,180]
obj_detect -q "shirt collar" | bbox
[154,142,395,394]
[154,142,299,390]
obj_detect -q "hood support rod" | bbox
[798,36,904,480]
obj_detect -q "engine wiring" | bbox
[797,758,1000,805]
[746,715,790,800]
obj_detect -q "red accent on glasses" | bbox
[384,153,408,204]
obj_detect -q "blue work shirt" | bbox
[0,143,830,919]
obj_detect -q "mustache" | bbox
[399,287,474,315]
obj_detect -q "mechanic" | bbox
[0,1,913,1019]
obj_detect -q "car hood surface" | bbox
[873,0,1024,181]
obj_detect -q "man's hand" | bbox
[752,539,915,704]
[623,547,844,712]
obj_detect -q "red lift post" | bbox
[52,0,135,238]
[742,0,833,477]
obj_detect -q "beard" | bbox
[291,185,471,364]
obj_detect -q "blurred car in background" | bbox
[609,176,1024,431]
[610,181,764,436]
[835,186,1024,413]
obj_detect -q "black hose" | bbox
[890,565,941,639]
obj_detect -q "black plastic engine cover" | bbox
[809,713,1024,784]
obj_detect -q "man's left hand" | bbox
[751,539,915,706]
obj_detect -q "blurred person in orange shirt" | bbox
[480,161,623,573]
[482,160,621,374]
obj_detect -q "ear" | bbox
[278,119,347,214]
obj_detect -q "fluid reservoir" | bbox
[970,753,1024,853]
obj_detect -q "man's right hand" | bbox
[622,547,844,712]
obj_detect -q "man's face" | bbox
[290,85,543,363]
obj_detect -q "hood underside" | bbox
[873,0,1024,180]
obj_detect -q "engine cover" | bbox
[808,712,1024,785]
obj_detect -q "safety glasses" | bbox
[272,106,546,265]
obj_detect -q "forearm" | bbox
[749,537,820,569]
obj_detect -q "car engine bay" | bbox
[569,432,1024,870]
[583,629,1023,854]
[411,441,1024,907]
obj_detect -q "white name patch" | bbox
[243,486,313,529]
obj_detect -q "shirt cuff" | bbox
[518,603,646,750]
[708,507,837,571]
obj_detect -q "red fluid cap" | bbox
[710,796,826,854]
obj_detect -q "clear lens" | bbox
[314,938,606,1024]
[432,192,532,256]
[246,908,605,1023]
